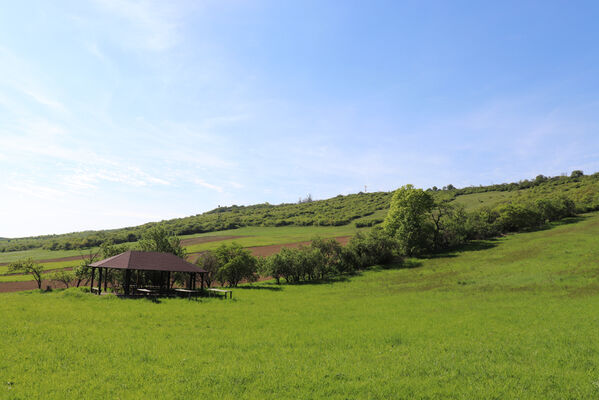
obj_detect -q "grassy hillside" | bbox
[1,212,598,398]
[2,171,599,255]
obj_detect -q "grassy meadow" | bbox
[1,213,599,398]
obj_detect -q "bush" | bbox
[51,270,75,288]
[214,243,258,287]
[344,228,398,269]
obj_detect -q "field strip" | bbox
[0,235,248,266]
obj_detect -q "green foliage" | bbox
[262,230,398,284]
[8,258,45,289]
[384,185,435,256]
[73,265,91,288]
[196,251,219,287]
[100,241,130,259]
[344,227,398,269]
[51,270,75,288]
[139,226,186,258]
[214,243,258,287]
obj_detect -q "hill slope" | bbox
[1,212,598,398]
[2,171,599,254]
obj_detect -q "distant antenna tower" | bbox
[364,185,367,193]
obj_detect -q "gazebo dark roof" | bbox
[90,250,206,273]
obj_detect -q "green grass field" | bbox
[1,213,599,398]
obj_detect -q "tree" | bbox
[8,258,45,289]
[51,270,75,288]
[100,240,129,259]
[310,237,343,278]
[196,251,219,287]
[73,249,100,287]
[571,170,584,178]
[214,243,257,287]
[139,225,186,258]
[384,185,434,256]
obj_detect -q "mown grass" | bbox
[2,213,599,398]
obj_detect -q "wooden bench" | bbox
[206,288,233,299]
[91,287,100,294]
[136,288,159,297]
[174,288,201,299]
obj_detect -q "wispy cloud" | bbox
[92,0,186,51]
[193,178,224,193]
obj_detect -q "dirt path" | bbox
[0,236,352,293]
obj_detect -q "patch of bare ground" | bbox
[0,279,55,293]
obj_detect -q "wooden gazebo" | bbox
[89,250,206,296]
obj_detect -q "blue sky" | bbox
[1,1,598,237]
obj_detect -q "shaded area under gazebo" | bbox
[89,250,206,297]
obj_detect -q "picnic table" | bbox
[206,288,233,299]
[174,288,201,299]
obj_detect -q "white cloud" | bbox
[92,0,186,51]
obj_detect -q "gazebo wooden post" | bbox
[90,267,95,292]
[188,273,192,290]
[98,267,103,295]
[167,271,171,290]
[103,268,108,292]
[200,272,204,289]
[124,269,131,296]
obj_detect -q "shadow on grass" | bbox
[235,285,283,291]
[421,239,499,260]
[287,275,352,286]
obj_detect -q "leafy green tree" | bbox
[51,270,75,288]
[571,170,584,178]
[8,258,45,289]
[73,265,91,288]
[100,240,129,259]
[196,250,220,287]
[214,243,257,287]
[139,225,185,258]
[310,237,343,278]
[384,185,435,256]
